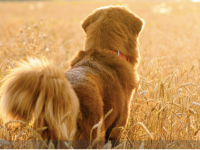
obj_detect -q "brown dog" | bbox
[0,5,144,148]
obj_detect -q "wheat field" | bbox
[0,0,200,149]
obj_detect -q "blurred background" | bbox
[0,0,200,148]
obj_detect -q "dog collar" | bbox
[109,49,129,62]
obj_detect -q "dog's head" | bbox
[82,5,144,65]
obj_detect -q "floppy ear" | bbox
[82,9,103,32]
[129,14,144,35]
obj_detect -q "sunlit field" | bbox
[0,0,200,148]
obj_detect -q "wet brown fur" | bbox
[0,5,144,148]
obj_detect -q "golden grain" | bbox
[0,0,200,148]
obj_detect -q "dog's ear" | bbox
[82,9,103,32]
[133,16,144,35]
[128,12,144,36]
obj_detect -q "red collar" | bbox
[109,49,129,62]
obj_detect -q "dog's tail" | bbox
[0,58,79,140]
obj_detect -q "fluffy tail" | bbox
[0,58,79,140]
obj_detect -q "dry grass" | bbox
[0,0,200,148]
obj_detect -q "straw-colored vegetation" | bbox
[0,0,200,148]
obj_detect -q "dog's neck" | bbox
[108,49,129,62]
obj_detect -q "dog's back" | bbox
[65,49,138,146]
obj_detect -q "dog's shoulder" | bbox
[68,49,138,90]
